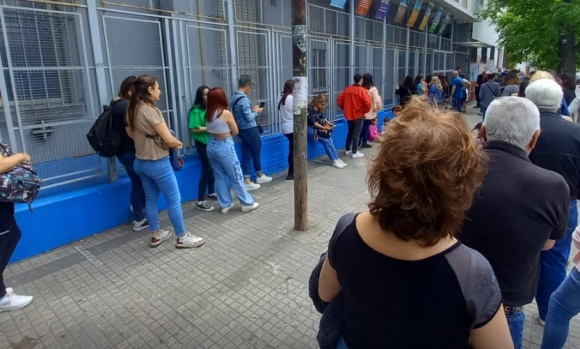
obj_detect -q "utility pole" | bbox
[292,0,308,231]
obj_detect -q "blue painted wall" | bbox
[12,112,392,263]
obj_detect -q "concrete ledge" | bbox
[12,113,391,262]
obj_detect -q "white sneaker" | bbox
[352,152,365,159]
[538,317,545,326]
[245,182,261,191]
[338,159,348,167]
[221,203,234,214]
[0,288,33,312]
[256,175,272,184]
[176,233,205,248]
[241,202,259,213]
[345,150,351,155]
[132,219,149,232]
[150,229,172,248]
[332,160,345,169]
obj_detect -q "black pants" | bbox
[360,119,372,146]
[345,118,364,153]
[475,88,481,106]
[284,133,294,175]
[0,202,21,298]
[194,140,215,201]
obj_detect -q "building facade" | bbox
[0,0,497,260]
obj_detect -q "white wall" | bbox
[472,19,498,46]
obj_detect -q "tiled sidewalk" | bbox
[2,108,580,348]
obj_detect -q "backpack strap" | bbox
[232,96,245,111]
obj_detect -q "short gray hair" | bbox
[483,97,540,150]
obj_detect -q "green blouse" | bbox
[188,106,209,145]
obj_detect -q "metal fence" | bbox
[0,0,461,188]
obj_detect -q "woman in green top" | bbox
[189,85,216,212]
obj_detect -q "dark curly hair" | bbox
[368,97,487,246]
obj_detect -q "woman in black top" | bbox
[318,97,513,349]
[0,149,33,311]
[113,76,148,232]
[395,76,414,107]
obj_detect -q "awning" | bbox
[454,40,494,48]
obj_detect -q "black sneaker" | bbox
[206,193,218,201]
[196,201,215,212]
[132,219,149,232]
[361,143,372,148]
[286,173,294,180]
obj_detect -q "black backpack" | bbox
[86,100,124,157]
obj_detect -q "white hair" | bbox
[525,78,563,112]
[483,97,540,150]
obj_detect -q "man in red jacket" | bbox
[337,74,372,158]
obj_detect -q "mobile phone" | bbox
[259,102,265,108]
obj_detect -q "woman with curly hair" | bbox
[317,97,513,348]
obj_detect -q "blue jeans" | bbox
[506,308,525,349]
[452,97,463,112]
[541,268,580,349]
[206,137,254,208]
[360,119,372,145]
[336,337,349,349]
[238,126,262,179]
[318,136,339,162]
[537,200,578,321]
[117,150,146,222]
[194,140,215,201]
[134,156,186,236]
[481,107,487,120]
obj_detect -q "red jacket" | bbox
[337,84,372,121]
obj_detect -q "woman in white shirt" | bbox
[279,79,295,180]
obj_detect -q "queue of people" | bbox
[311,73,580,349]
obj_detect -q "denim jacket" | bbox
[231,91,257,130]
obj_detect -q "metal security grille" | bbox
[0,0,463,188]
[0,6,99,187]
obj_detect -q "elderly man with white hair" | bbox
[525,78,580,327]
[460,97,570,349]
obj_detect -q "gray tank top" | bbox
[206,112,230,134]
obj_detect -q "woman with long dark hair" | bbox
[360,73,382,148]
[189,85,216,212]
[113,75,148,232]
[127,75,205,249]
[279,79,295,180]
[395,76,414,107]
[205,87,259,214]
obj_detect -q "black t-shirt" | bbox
[111,99,135,155]
[328,213,502,349]
[529,111,580,200]
[460,141,569,306]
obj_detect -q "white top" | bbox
[279,94,294,135]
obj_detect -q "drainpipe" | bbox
[350,0,355,80]
[227,0,239,94]
[87,0,117,181]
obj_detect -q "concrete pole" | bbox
[292,0,308,231]
[227,0,239,94]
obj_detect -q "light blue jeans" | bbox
[206,137,254,208]
[317,136,339,162]
[506,308,524,349]
[537,200,578,321]
[134,156,186,236]
[541,268,580,349]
